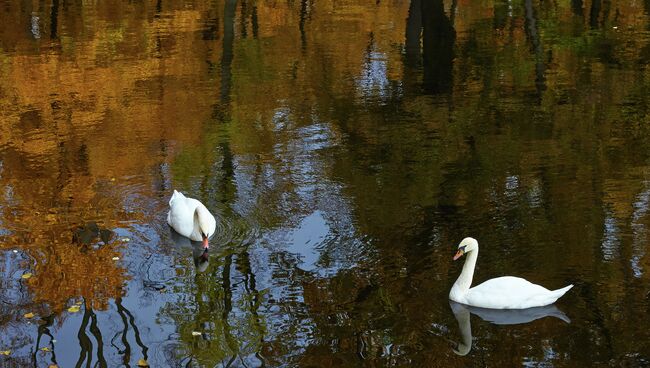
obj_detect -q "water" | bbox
[1,0,650,366]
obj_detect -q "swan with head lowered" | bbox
[449,237,573,309]
[167,190,216,250]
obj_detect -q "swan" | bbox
[449,237,573,309]
[167,190,216,250]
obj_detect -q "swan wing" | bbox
[465,276,559,309]
[168,191,197,238]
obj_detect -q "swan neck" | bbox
[455,248,478,292]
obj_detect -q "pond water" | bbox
[1,0,650,366]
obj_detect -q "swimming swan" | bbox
[449,237,573,309]
[167,190,216,250]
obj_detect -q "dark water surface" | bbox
[1,0,650,366]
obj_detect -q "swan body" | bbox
[167,190,216,248]
[449,237,573,309]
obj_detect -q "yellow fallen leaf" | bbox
[21,273,32,279]
[48,365,59,368]
[191,331,202,336]
[24,312,34,319]
[137,358,149,367]
[0,350,10,355]
[40,347,51,352]
[68,305,81,313]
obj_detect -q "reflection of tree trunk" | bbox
[50,0,59,39]
[75,302,93,368]
[114,299,132,366]
[34,314,58,367]
[251,5,259,39]
[571,0,583,17]
[88,308,107,368]
[115,298,149,364]
[240,0,248,38]
[219,142,236,205]
[237,251,266,367]
[590,0,601,29]
[524,0,546,98]
[299,0,308,51]
[221,254,239,359]
[221,0,237,104]
[404,0,422,67]
[421,0,455,94]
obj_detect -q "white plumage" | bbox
[449,237,573,309]
[167,190,216,243]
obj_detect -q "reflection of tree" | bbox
[404,0,421,68]
[421,0,455,94]
[34,314,58,367]
[114,298,149,366]
[403,0,455,93]
[524,0,546,98]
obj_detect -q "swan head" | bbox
[194,207,215,250]
[453,237,478,260]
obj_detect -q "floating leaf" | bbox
[24,312,34,319]
[21,273,33,279]
[0,350,10,355]
[48,365,59,368]
[112,256,120,261]
[191,331,202,336]
[121,237,130,242]
[51,340,57,343]
[68,305,81,313]
[137,358,149,367]
[12,250,18,253]
[40,347,51,352]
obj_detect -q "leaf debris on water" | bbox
[137,358,149,367]
[24,312,34,319]
[21,272,32,279]
[40,347,51,352]
[112,256,120,261]
[68,305,81,313]
[191,331,202,336]
[0,350,10,355]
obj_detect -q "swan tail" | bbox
[550,284,573,301]
[169,190,185,206]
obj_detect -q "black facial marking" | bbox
[459,245,467,251]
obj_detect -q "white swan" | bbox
[167,190,216,250]
[449,237,573,309]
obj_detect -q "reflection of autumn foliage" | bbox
[25,239,127,312]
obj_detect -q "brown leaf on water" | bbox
[0,350,11,355]
[48,365,59,368]
[24,312,34,318]
[21,272,33,279]
[68,305,81,313]
[40,347,51,352]
[137,358,149,367]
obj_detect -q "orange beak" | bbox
[453,249,464,260]
[202,236,209,250]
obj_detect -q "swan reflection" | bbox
[170,228,209,272]
[449,301,570,356]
